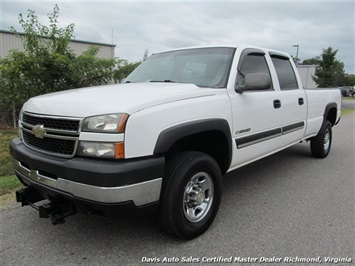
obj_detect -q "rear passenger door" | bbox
[269,54,307,146]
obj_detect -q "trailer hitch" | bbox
[16,187,76,225]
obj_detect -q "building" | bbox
[0,29,115,59]
[297,65,318,89]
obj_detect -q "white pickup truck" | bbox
[11,44,341,239]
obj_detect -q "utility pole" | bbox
[293,44,299,65]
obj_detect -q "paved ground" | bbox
[1,114,354,266]
[342,98,355,109]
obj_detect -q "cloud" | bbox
[1,1,354,73]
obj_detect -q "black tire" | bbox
[310,121,332,158]
[158,151,222,240]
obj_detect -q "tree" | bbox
[0,5,115,105]
[302,56,321,65]
[312,47,346,88]
[346,74,355,86]
[113,50,149,82]
[113,59,141,83]
[142,49,149,61]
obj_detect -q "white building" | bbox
[297,65,318,89]
[0,29,115,59]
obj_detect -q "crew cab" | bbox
[11,45,341,239]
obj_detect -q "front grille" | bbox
[23,113,80,132]
[23,130,76,156]
[21,113,81,158]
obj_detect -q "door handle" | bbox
[298,98,304,105]
[273,100,281,109]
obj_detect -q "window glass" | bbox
[271,56,299,90]
[126,48,235,88]
[237,53,273,90]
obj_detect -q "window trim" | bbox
[236,49,274,92]
[269,52,300,91]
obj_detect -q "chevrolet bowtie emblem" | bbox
[32,125,45,139]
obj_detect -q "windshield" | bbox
[125,47,235,88]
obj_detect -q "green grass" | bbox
[0,130,23,205]
[343,96,355,101]
[0,129,18,177]
[0,175,23,196]
[342,108,355,116]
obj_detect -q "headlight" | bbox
[82,113,129,133]
[78,141,124,159]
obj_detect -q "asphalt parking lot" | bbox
[1,112,354,266]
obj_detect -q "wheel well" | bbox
[166,131,230,175]
[326,108,337,126]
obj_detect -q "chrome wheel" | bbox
[323,128,330,153]
[183,172,214,223]
[311,121,332,158]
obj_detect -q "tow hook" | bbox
[16,187,76,225]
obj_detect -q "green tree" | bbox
[302,56,321,65]
[313,47,346,88]
[113,59,141,83]
[113,50,150,82]
[142,49,149,61]
[346,74,355,86]
[0,5,115,105]
[70,46,115,88]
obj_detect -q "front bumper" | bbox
[10,138,165,216]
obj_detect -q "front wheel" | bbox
[310,121,332,158]
[158,151,222,239]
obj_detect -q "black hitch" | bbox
[38,201,76,225]
[16,187,76,225]
[16,187,45,207]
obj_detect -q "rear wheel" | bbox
[310,120,332,158]
[158,151,222,239]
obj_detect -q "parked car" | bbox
[340,87,352,97]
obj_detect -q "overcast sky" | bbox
[1,0,354,73]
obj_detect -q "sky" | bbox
[1,0,354,73]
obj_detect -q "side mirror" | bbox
[236,73,271,93]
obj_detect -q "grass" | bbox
[0,129,18,176]
[0,130,22,207]
[343,96,355,101]
[0,175,22,196]
[342,108,355,116]
[0,175,23,208]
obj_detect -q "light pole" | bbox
[293,45,299,65]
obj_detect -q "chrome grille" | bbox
[23,113,80,132]
[20,112,81,158]
[22,130,76,156]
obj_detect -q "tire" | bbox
[310,121,332,158]
[158,151,222,240]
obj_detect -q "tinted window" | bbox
[271,56,299,90]
[237,53,272,90]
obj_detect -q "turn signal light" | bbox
[115,142,125,159]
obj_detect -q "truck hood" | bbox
[23,83,214,117]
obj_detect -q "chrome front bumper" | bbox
[14,158,162,206]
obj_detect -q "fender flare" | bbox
[323,102,338,126]
[153,119,232,168]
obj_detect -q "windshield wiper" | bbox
[150,80,176,83]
